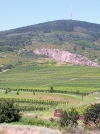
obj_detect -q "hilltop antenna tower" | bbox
[70,5,72,20]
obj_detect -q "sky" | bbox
[0,0,100,31]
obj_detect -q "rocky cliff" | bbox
[34,48,99,67]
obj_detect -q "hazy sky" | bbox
[0,0,100,31]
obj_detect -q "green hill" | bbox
[0,20,100,116]
[0,65,100,93]
[0,19,100,66]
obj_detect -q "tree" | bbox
[84,103,100,126]
[17,61,22,66]
[49,87,54,93]
[0,100,21,123]
[81,46,85,50]
[4,64,13,69]
[5,89,8,94]
[0,67,2,72]
[60,110,69,127]
[16,90,19,95]
[60,108,79,127]
[74,46,77,51]
[33,91,35,95]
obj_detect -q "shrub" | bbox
[0,100,21,123]
[5,89,8,94]
[84,103,100,127]
[16,90,19,95]
[60,107,79,127]
[33,91,35,95]
[60,110,69,127]
[0,67,2,72]
[3,64,13,69]
[19,116,59,128]
[68,107,79,125]
[49,87,54,93]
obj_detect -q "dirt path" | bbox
[0,124,100,134]
[0,124,62,134]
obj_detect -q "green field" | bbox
[0,89,99,116]
[0,65,100,93]
[0,64,100,117]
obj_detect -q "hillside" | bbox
[34,48,99,67]
[0,20,100,66]
[1,20,100,133]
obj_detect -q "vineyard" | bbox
[0,89,99,116]
[0,65,100,92]
[0,65,100,116]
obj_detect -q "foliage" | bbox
[1,20,100,65]
[74,40,98,49]
[19,116,59,128]
[16,90,19,95]
[60,108,79,127]
[0,100,21,123]
[0,34,32,52]
[3,64,13,70]
[0,65,100,94]
[17,61,22,66]
[0,20,100,51]
[0,67,2,72]
[84,103,100,126]
[5,89,8,94]
[49,87,54,93]
[33,91,35,95]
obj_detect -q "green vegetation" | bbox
[60,108,79,127]
[84,103,100,126]
[0,89,99,116]
[0,20,100,64]
[0,20,100,132]
[0,64,100,116]
[19,116,59,128]
[0,65,100,94]
[0,100,21,123]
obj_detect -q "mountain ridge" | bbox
[1,19,100,32]
[0,19,100,67]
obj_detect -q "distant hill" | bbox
[0,20,100,66]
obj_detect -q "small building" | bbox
[54,107,61,117]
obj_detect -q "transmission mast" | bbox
[70,5,72,20]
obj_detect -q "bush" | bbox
[49,87,54,93]
[84,103,100,126]
[16,90,19,95]
[0,100,21,123]
[60,107,79,127]
[0,67,2,72]
[19,116,59,128]
[3,64,13,69]
[5,89,8,94]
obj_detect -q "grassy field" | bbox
[0,89,100,117]
[0,64,100,116]
[0,65,100,93]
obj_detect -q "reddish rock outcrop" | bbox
[34,48,99,67]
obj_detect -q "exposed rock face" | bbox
[34,48,99,67]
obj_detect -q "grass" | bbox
[0,65,100,93]
[0,90,99,117]
[0,64,100,117]
[0,90,95,104]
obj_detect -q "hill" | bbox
[1,20,100,132]
[0,20,100,67]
